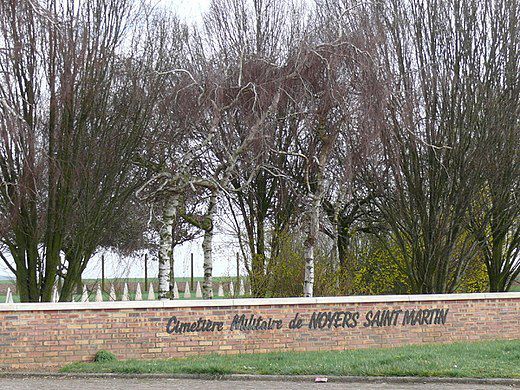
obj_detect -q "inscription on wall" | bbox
[166,308,449,334]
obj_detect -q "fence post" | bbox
[236,252,240,291]
[144,253,148,292]
[169,250,174,298]
[101,254,105,293]
[190,253,194,291]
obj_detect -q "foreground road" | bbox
[0,377,517,390]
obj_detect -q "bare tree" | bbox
[196,0,308,297]
[0,0,154,301]
[133,14,199,300]
[467,0,520,291]
[278,2,382,297]
[2,0,516,303]
[364,0,508,293]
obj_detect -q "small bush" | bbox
[349,239,410,296]
[456,256,489,293]
[266,230,305,297]
[94,350,117,363]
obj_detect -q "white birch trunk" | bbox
[202,191,217,299]
[158,194,178,300]
[304,192,320,297]
[169,246,175,298]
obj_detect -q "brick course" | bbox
[0,293,518,370]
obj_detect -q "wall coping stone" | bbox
[0,292,518,312]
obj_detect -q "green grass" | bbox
[61,340,520,378]
[0,294,20,303]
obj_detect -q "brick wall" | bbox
[0,293,518,370]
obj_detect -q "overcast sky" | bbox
[157,0,210,21]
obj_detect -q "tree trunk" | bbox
[250,214,267,298]
[59,251,87,302]
[487,235,506,292]
[13,251,30,302]
[76,273,83,296]
[169,244,175,297]
[158,194,178,300]
[202,191,217,299]
[304,192,320,297]
[250,253,265,297]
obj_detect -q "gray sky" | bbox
[156,0,210,21]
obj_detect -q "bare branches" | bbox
[0,0,160,301]
[0,0,516,301]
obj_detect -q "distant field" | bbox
[0,276,245,302]
[510,278,520,292]
[0,292,237,303]
[0,276,246,302]
[2,276,519,302]
[0,276,240,284]
[0,276,237,284]
[81,276,240,283]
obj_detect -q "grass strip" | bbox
[61,340,520,378]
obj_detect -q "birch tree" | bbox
[153,0,289,299]
[201,0,309,297]
[282,4,381,297]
